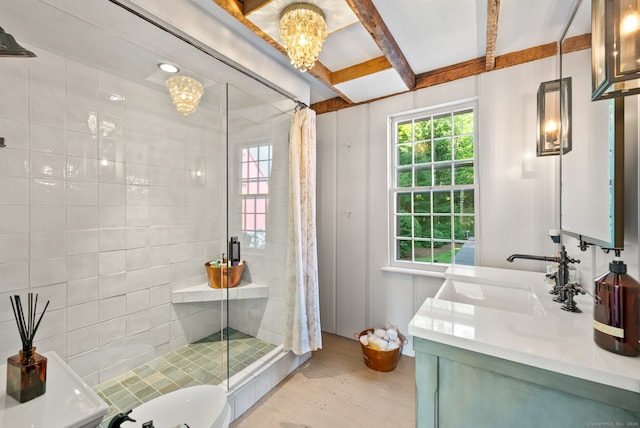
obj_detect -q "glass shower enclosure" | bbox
[0,0,295,423]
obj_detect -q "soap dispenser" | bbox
[593,251,640,356]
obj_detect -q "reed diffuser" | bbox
[7,293,50,403]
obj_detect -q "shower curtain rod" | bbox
[108,0,309,110]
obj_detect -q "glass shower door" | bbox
[223,83,293,387]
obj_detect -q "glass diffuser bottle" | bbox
[593,253,640,356]
[7,293,50,402]
[6,347,47,403]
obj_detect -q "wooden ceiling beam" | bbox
[243,0,272,15]
[345,0,416,90]
[332,56,392,85]
[561,33,591,54]
[313,33,592,114]
[211,0,351,102]
[485,0,500,71]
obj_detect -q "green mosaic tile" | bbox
[173,357,193,370]
[101,382,125,397]
[164,368,189,383]
[107,387,134,404]
[128,379,152,394]
[174,374,197,387]
[165,353,183,364]
[150,377,174,391]
[158,382,181,395]
[133,385,157,401]
[113,393,142,412]
[93,328,277,422]
[119,374,142,388]
[133,364,156,378]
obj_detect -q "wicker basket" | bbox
[205,261,245,288]
[358,328,406,372]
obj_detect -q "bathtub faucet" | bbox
[108,409,135,428]
[507,245,583,312]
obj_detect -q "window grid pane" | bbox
[391,104,476,266]
[241,145,272,249]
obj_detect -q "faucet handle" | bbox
[108,409,136,428]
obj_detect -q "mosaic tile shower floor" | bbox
[94,328,276,428]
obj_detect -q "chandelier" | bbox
[165,76,204,116]
[279,3,327,72]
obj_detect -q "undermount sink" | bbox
[121,384,230,428]
[435,277,546,317]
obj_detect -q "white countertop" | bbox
[408,265,640,393]
[0,351,108,428]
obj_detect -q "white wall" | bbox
[317,51,640,355]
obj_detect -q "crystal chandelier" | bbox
[279,3,327,72]
[165,76,204,116]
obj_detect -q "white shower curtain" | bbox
[284,107,322,355]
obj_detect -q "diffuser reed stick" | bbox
[9,293,49,352]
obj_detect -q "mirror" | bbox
[560,0,625,249]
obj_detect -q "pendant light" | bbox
[279,3,327,72]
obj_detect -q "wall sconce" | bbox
[592,0,640,100]
[537,78,572,157]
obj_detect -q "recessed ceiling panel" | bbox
[247,0,360,46]
[372,0,485,73]
[334,69,408,103]
[319,23,382,71]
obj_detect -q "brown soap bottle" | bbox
[593,257,640,356]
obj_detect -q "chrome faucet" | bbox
[507,246,584,312]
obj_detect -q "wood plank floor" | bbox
[231,332,416,428]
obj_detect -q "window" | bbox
[390,101,477,268]
[241,144,272,249]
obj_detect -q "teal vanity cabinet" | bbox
[414,337,640,428]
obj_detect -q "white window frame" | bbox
[387,99,479,272]
[240,143,272,249]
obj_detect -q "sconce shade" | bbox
[279,3,327,72]
[537,78,572,157]
[592,0,640,100]
[0,27,36,57]
[165,76,204,116]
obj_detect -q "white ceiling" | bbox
[1,0,592,109]
[234,0,590,105]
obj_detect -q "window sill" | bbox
[380,266,446,279]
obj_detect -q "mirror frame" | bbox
[559,1,625,250]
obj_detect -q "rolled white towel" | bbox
[374,328,387,338]
[386,328,399,342]
[367,336,387,350]
[359,334,369,347]
[387,341,400,351]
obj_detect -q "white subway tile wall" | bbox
[0,47,227,386]
[0,41,292,391]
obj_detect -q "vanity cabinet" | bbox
[414,337,640,428]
